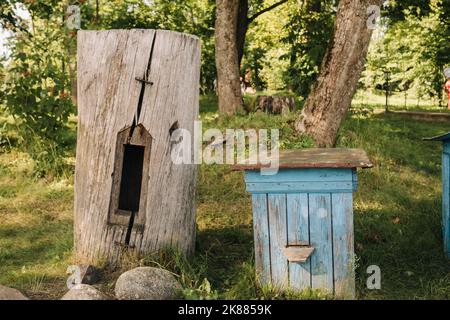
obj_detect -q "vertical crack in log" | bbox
[123,32,157,246]
[130,32,157,140]
[124,211,136,247]
[169,121,179,136]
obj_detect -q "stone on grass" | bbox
[61,284,109,300]
[115,267,181,300]
[0,285,29,300]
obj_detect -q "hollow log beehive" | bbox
[75,29,200,264]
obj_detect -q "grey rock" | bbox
[115,267,182,300]
[61,284,109,300]
[0,285,29,300]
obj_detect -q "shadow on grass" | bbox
[0,218,72,296]
[354,188,450,299]
[196,225,253,290]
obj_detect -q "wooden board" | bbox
[75,29,200,263]
[233,148,373,170]
[309,193,334,293]
[331,193,355,298]
[244,168,356,194]
[286,194,311,290]
[252,194,271,285]
[268,194,289,288]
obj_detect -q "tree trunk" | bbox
[236,0,249,67]
[256,96,295,114]
[215,0,244,114]
[295,0,384,147]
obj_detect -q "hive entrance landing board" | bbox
[75,29,200,264]
[108,125,151,229]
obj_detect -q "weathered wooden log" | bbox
[255,96,295,114]
[75,29,200,264]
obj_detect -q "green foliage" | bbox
[281,0,335,97]
[0,0,29,32]
[242,47,268,90]
[241,0,290,90]
[2,31,73,141]
[0,2,75,176]
[100,0,217,93]
[0,151,73,299]
[364,0,450,105]
[224,261,333,299]
[383,0,432,24]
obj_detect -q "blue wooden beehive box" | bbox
[424,132,450,258]
[234,149,372,298]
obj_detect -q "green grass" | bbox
[0,94,449,299]
[353,90,450,113]
[0,151,73,299]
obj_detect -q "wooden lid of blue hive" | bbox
[423,132,450,142]
[233,148,373,170]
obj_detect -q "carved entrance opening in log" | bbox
[108,125,152,230]
[119,144,145,212]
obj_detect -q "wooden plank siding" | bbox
[252,194,271,285]
[286,194,311,290]
[309,193,334,292]
[268,194,289,288]
[246,166,359,298]
[331,193,355,297]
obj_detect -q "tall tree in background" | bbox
[101,0,216,93]
[296,0,384,146]
[236,0,288,66]
[215,0,243,114]
[215,0,288,114]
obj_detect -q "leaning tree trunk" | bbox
[215,0,244,114]
[296,0,384,147]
